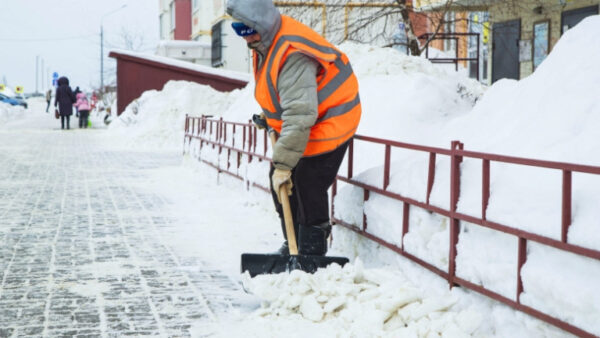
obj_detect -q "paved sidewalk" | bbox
[0,117,240,337]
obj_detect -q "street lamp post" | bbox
[35,55,39,94]
[41,58,45,92]
[100,4,127,93]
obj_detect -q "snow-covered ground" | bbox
[102,15,600,337]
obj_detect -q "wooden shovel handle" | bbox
[269,132,299,255]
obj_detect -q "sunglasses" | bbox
[231,22,257,37]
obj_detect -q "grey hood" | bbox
[226,0,281,49]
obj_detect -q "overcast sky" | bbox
[0,0,159,94]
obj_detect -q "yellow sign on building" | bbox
[15,86,24,94]
[483,22,490,44]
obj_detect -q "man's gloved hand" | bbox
[252,113,267,130]
[271,168,293,203]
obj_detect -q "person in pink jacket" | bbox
[74,92,91,129]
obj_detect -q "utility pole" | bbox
[41,58,45,92]
[101,25,104,92]
[36,55,39,93]
[100,4,127,95]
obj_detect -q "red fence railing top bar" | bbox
[457,149,600,175]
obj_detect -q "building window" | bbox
[444,12,456,52]
[159,13,165,39]
[212,21,223,67]
[170,2,175,31]
[533,20,549,70]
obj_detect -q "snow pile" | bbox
[0,101,29,125]
[444,17,600,163]
[106,81,243,150]
[113,41,484,152]
[240,260,481,337]
[339,42,484,144]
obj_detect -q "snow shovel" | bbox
[241,119,349,277]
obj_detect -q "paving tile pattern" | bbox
[0,129,240,337]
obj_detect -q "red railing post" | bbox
[448,140,463,287]
[223,119,227,144]
[232,125,236,148]
[209,120,214,148]
[253,123,258,153]
[331,179,337,222]
[561,170,572,243]
[426,152,436,204]
[401,202,410,251]
[242,124,247,151]
[482,159,490,220]
[183,114,189,154]
[247,120,253,163]
[348,138,354,179]
[517,237,527,303]
[363,189,370,231]
[383,144,391,190]
[218,118,224,159]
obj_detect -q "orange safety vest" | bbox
[253,15,361,157]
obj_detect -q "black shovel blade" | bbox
[241,253,349,277]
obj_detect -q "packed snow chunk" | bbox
[242,259,479,336]
[107,80,243,150]
[299,295,324,322]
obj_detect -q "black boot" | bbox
[298,223,331,256]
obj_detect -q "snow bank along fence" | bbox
[184,115,600,337]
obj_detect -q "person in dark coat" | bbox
[54,77,76,129]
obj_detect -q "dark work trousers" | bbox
[46,100,50,112]
[79,110,90,128]
[61,115,70,130]
[270,140,349,241]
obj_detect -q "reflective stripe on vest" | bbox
[254,15,361,157]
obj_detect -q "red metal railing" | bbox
[184,115,271,192]
[184,115,600,338]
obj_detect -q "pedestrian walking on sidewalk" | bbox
[45,89,52,113]
[73,86,81,117]
[227,0,361,256]
[74,92,91,129]
[54,77,76,130]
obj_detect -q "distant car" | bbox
[0,94,27,108]
[12,95,28,109]
[0,93,22,107]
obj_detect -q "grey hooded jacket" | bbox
[227,0,319,170]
